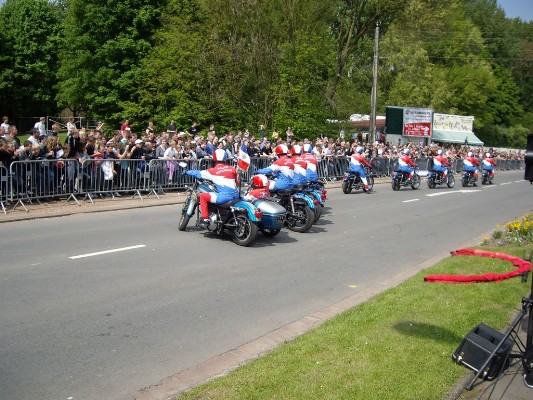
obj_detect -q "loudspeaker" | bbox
[452,323,512,381]
[525,133,533,182]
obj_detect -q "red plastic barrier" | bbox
[424,248,531,283]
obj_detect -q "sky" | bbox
[497,0,533,22]
[0,1,531,22]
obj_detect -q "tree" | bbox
[0,0,62,118]
[56,0,165,126]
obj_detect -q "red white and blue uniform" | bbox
[349,152,371,178]
[292,156,308,186]
[398,153,416,175]
[432,154,450,175]
[256,155,294,190]
[301,152,318,182]
[185,163,239,204]
[463,155,480,173]
[482,157,496,172]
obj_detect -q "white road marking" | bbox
[69,244,146,259]
[426,190,480,197]
[402,199,419,203]
[515,180,523,183]
[500,182,513,185]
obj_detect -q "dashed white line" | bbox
[69,244,146,259]
[500,182,513,185]
[402,199,419,203]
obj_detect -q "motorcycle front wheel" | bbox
[462,176,468,187]
[231,214,258,246]
[391,177,400,191]
[313,204,323,223]
[341,179,352,194]
[427,177,436,189]
[286,204,314,233]
[411,174,421,190]
[447,174,455,188]
[178,195,195,231]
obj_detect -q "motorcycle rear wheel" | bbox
[462,176,468,187]
[313,204,323,223]
[341,180,352,194]
[231,214,258,246]
[178,195,194,231]
[286,204,314,233]
[447,174,455,188]
[392,178,400,191]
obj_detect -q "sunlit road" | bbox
[0,171,531,400]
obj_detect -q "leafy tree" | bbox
[0,0,62,118]
[56,0,165,128]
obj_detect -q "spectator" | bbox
[66,116,76,136]
[167,120,177,134]
[120,119,130,133]
[1,116,9,133]
[28,129,40,146]
[34,117,46,137]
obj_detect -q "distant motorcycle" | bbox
[427,167,455,189]
[461,170,478,187]
[342,166,374,194]
[178,175,261,247]
[392,167,420,191]
[481,169,494,185]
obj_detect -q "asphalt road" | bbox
[0,171,531,400]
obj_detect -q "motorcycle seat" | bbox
[218,199,240,208]
[292,185,305,191]
[272,189,292,196]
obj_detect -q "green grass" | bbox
[176,245,532,400]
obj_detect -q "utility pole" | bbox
[369,21,380,144]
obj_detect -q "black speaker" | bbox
[525,133,533,182]
[452,323,513,381]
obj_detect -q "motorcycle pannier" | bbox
[452,323,512,381]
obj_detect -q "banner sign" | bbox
[403,108,432,137]
[433,113,474,132]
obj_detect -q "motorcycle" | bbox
[263,174,317,232]
[461,170,478,187]
[178,175,261,247]
[342,166,374,194]
[427,167,455,189]
[391,167,420,191]
[481,169,494,185]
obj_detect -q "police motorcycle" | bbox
[461,169,479,187]
[240,175,287,238]
[177,163,261,247]
[427,166,455,189]
[263,173,317,233]
[481,169,494,185]
[391,167,421,191]
[342,166,374,194]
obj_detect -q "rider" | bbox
[290,144,308,187]
[184,148,239,226]
[301,143,319,183]
[348,146,372,190]
[242,174,270,201]
[398,148,417,181]
[482,152,496,181]
[432,149,451,179]
[463,151,480,185]
[255,144,294,191]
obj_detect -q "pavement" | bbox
[2,176,531,400]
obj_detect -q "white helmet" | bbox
[302,143,312,153]
[467,152,473,157]
[486,152,491,158]
[437,150,443,155]
[356,146,364,154]
[404,149,411,155]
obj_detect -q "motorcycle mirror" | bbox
[179,162,187,168]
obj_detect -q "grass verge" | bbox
[177,229,533,399]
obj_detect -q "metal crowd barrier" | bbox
[0,156,525,213]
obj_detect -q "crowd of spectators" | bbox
[0,116,525,181]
